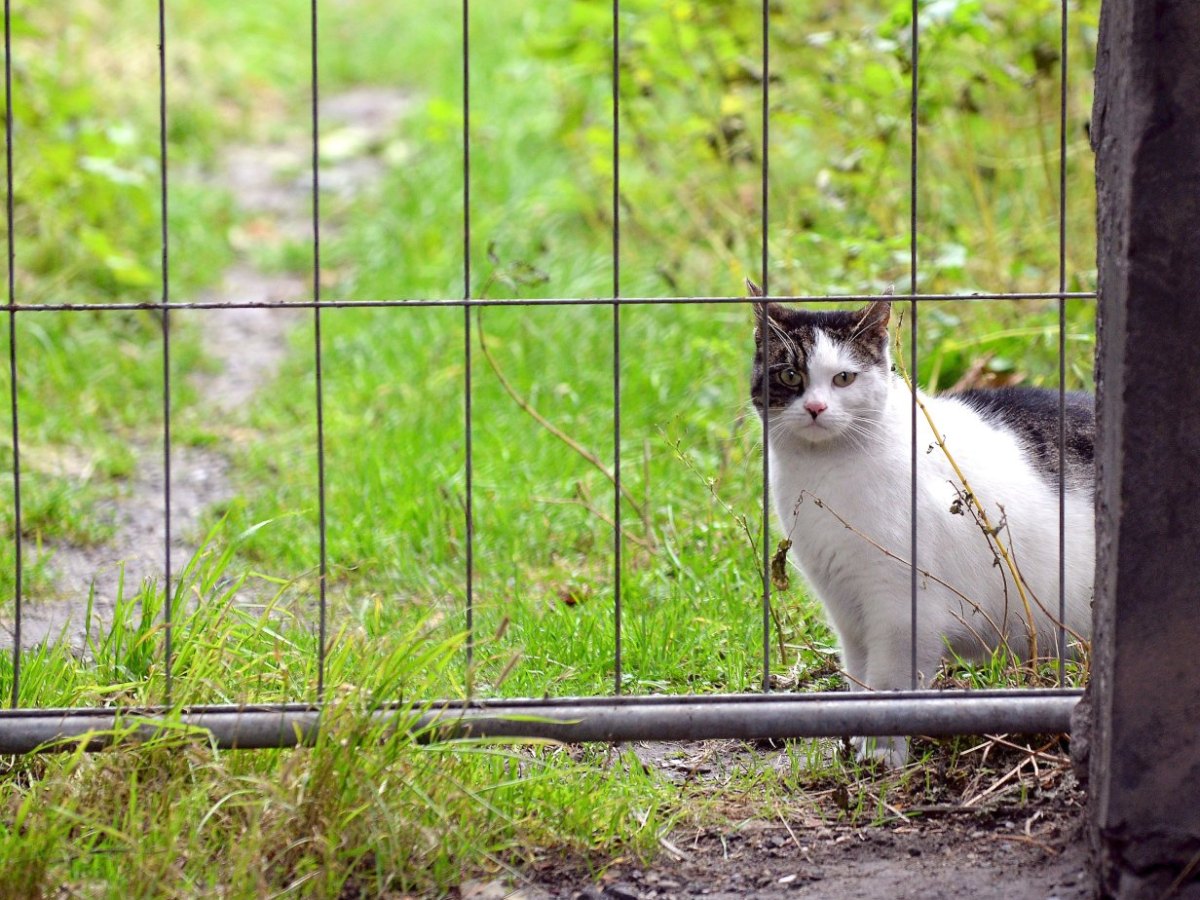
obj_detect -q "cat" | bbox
[747,283,1095,766]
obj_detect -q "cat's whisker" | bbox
[765,316,802,362]
[839,420,888,453]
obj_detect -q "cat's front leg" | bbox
[838,629,870,692]
[850,631,939,768]
[836,629,904,763]
[853,733,909,768]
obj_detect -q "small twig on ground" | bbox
[982,734,1069,766]
[963,755,1031,808]
[658,836,690,861]
[864,791,909,823]
[903,804,985,817]
[777,812,803,850]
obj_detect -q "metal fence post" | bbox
[1091,0,1200,896]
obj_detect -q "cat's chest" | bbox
[763,444,910,601]
[768,442,911,529]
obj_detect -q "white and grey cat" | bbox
[749,286,1094,765]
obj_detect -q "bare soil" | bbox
[528,796,1088,900]
[464,740,1091,900]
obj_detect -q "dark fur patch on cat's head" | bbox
[747,285,892,412]
[749,293,891,365]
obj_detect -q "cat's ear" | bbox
[856,299,891,343]
[747,279,779,342]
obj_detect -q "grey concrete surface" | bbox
[1091,0,1200,896]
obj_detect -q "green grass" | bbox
[0,539,678,896]
[200,0,1097,701]
[0,0,1098,892]
[0,534,1075,896]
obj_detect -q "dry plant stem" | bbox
[981,734,1068,765]
[946,607,1005,663]
[643,439,652,527]
[490,650,522,691]
[476,310,650,532]
[891,328,1040,663]
[776,811,803,850]
[865,790,909,822]
[532,494,656,552]
[996,515,1088,650]
[1166,848,1200,898]
[956,736,1069,807]
[993,834,1061,856]
[665,433,758,560]
[953,483,1086,665]
[963,754,1039,808]
[769,601,789,668]
[658,836,689,862]
[788,489,1009,651]
[907,387,1038,658]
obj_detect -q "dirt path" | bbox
[0,87,411,651]
[466,742,1091,900]
[529,797,1089,899]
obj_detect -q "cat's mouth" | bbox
[796,418,837,442]
[765,408,841,445]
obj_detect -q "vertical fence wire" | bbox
[158,0,175,705]
[908,0,920,690]
[760,0,772,694]
[611,0,622,696]
[1056,0,1069,685]
[462,0,475,681]
[310,0,329,699]
[3,0,21,708]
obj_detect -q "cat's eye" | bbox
[832,371,857,387]
[778,368,804,388]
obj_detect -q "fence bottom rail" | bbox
[0,690,1081,754]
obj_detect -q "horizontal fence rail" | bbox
[0,292,1098,313]
[0,690,1082,754]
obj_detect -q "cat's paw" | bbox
[852,735,909,769]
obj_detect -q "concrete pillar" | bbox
[1090,0,1200,897]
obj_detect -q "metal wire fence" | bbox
[0,0,1093,750]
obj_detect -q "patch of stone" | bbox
[630,739,834,785]
[460,878,552,900]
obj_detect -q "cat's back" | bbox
[945,386,1094,492]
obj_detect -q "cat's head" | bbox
[748,281,893,447]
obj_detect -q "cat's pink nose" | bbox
[805,400,827,420]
